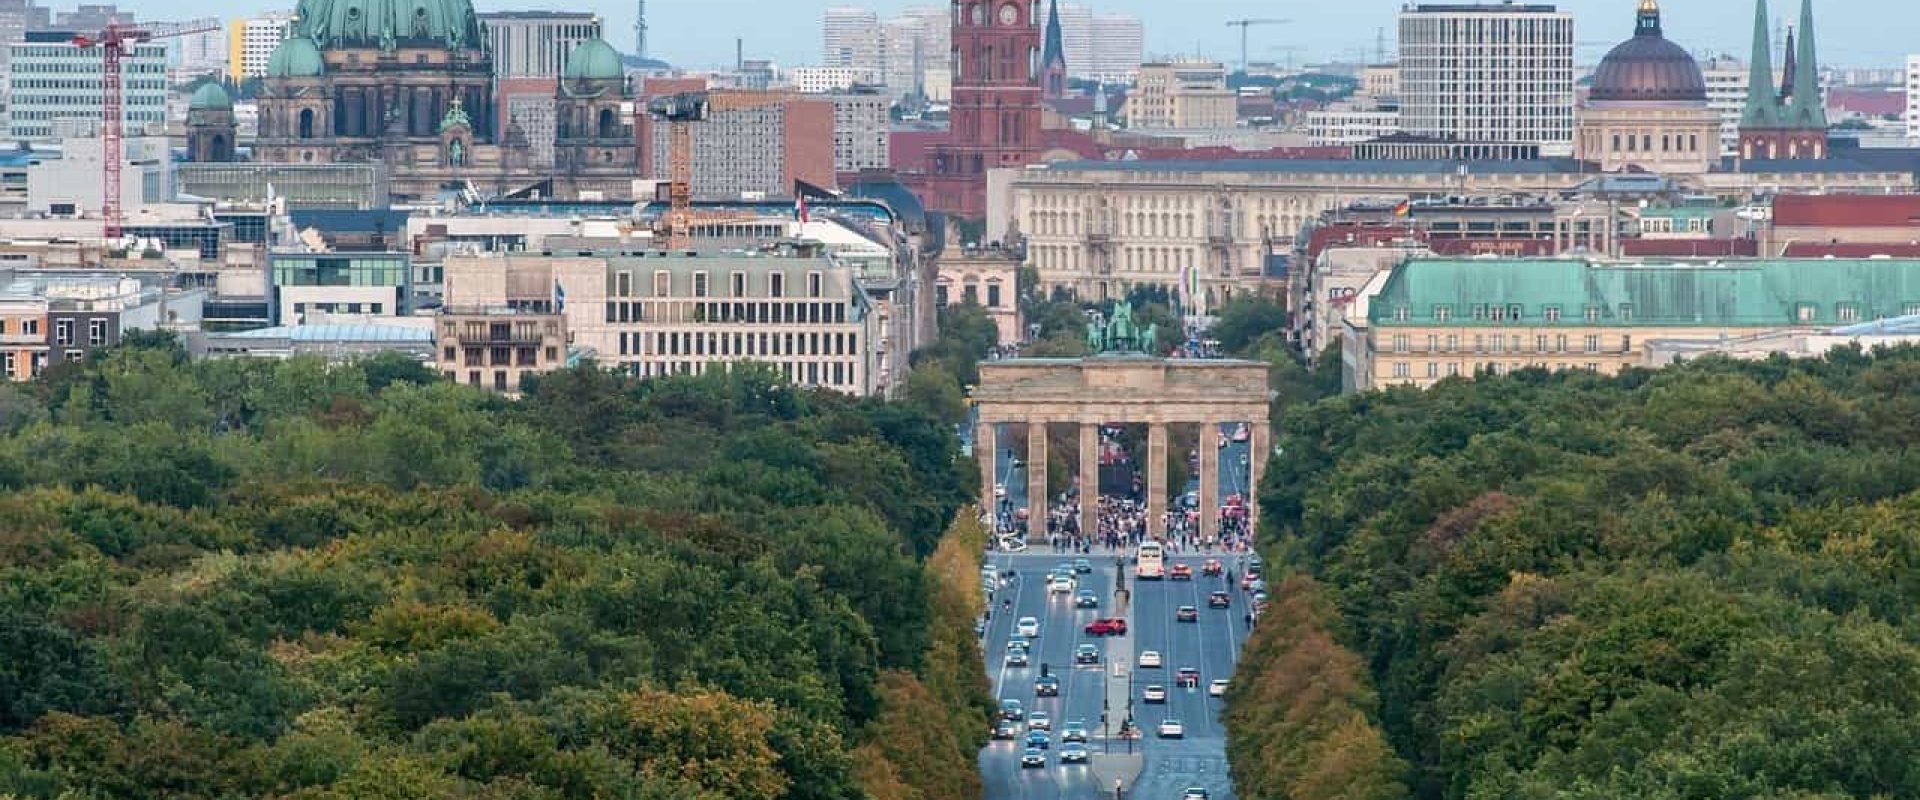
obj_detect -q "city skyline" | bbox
[51,0,1920,72]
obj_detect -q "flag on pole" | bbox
[1392,199,1411,217]
[796,192,809,224]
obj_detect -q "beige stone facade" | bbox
[1576,101,1720,174]
[971,357,1270,540]
[435,308,567,395]
[933,247,1023,347]
[1346,320,1773,392]
[1126,62,1236,131]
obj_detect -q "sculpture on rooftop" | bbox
[1085,300,1159,354]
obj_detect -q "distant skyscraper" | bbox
[822,7,881,80]
[1397,2,1575,155]
[1907,55,1920,143]
[1087,14,1142,84]
[53,3,132,30]
[1701,55,1752,157]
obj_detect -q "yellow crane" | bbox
[1225,18,1291,74]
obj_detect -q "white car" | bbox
[1208,679,1230,697]
[995,483,1007,498]
[1158,719,1185,738]
[1142,684,1167,704]
[1138,650,1163,668]
[1049,576,1075,594]
[1027,712,1051,731]
[1016,617,1041,638]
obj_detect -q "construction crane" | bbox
[1225,18,1290,74]
[645,90,785,251]
[71,22,218,239]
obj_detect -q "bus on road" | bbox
[1136,541,1165,580]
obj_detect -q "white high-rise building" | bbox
[229,12,294,80]
[5,31,166,142]
[1907,55,1920,142]
[1057,3,1092,79]
[1701,55,1752,157]
[1397,2,1575,155]
[1088,14,1143,84]
[148,18,225,78]
[822,7,881,80]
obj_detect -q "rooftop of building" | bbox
[1369,257,1920,328]
[1772,194,1920,227]
[218,324,434,343]
[1404,3,1565,13]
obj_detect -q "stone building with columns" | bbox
[1575,1,1720,175]
[971,356,1271,541]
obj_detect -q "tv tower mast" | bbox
[634,0,647,58]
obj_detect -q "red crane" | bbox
[71,22,218,238]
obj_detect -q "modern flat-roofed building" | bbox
[831,91,890,177]
[228,12,295,79]
[645,91,836,199]
[1127,61,1236,131]
[1397,2,1574,155]
[5,31,166,141]
[443,248,885,395]
[267,251,412,326]
[1344,257,1920,392]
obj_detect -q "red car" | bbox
[1202,558,1223,576]
[1175,667,1201,688]
[1170,563,1194,581]
[1084,618,1128,636]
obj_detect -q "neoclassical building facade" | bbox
[1575,1,1719,174]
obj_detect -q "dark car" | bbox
[1073,558,1093,574]
[1208,590,1231,609]
[1034,675,1060,697]
[1021,747,1046,768]
[999,699,1024,721]
[1025,730,1050,750]
[1075,589,1099,609]
[1176,605,1199,622]
[1084,618,1128,636]
[992,720,1019,740]
[1074,644,1100,664]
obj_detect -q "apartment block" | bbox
[1397,2,1575,155]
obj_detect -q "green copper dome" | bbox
[292,0,482,51]
[563,38,623,81]
[188,81,233,110]
[267,36,326,77]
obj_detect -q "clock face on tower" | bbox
[998,3,1018,25]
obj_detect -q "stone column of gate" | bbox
[1079,422,1099,544]
[977,421,998,519]
[1198,419,1220,544]
[1027,421,1049,539]
[1146,422,1168,538]
[1249,420,1272,534]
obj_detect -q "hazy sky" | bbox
[112,0,1920,71]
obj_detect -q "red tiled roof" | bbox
[1619,238,1760,258]
[1773,194,1920,228]
[1782,242,1920,258]
[1825,88,1906,118]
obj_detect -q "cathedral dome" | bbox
[563,38,624,82]
[189,81,233,110]
[266,36,326,77]
[1589,1,1706,103]
[292,0,482,51]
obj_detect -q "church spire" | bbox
[1741,0,1777,127]
[1042,0,1065,69]
[1789,0,1826,127]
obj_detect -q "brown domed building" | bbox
[191,0,637,201]
[1574,0,1719,174]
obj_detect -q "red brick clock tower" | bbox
[923,0,1044,221]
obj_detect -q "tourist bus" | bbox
[1136,541,1165,580]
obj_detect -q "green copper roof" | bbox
[1370,258,1920,328]
[1786,0,1827,129]
[292,0,482,51]
[188,81,233,110]
[563,38,624,81]
[266,36,326,77]
[1741,0,1776,127]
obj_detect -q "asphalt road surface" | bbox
[980,550,1252,800]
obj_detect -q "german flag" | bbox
[1392,199,1412,217]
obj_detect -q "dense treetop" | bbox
[1234,344,1920,799]
[0,337,992,799]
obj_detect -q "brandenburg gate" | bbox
[972,353,1272,541]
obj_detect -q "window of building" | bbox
[1434,305,1452,322]
[693,272,709,298]
[1426,362,1438,379]
[1506,304,1523,320]
[1837,303,1860,323]
[1392,335,1408,353]
[1445,334,1458,352]
[1544,305,1561,322]
[1621,334,1632,353]
[769,273,785,298]
[1585,334,1600,353]
[1488,305,1505,322]
[22,320,36,335]
[1471,304,1488,321]
[54,319,71,346]
[652,271,670,296]
[1618,303,1633,321]
[1394,306,1410,322]
[1556,335,1567,353]
[1446,363,1460,377]
[1585,305,1601,323]
[1796,303,1816,323]
[1393,362,1409,378]
[807,272,823,298]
